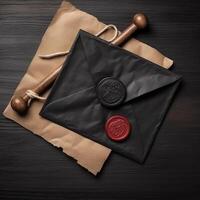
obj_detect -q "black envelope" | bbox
[40,30,181,163]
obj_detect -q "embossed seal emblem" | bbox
[105,115,131,141]
[96,77,126,107]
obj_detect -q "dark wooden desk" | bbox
[0,0,200,199]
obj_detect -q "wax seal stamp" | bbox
[105,115,131,141]
[97,77,126,107]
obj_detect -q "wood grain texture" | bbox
[0,0,200,199]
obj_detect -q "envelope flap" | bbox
[79,30,181,103]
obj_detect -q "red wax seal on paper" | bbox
[105,115,131,141]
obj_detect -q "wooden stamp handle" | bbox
[112,13,147,45]
[11,13,147,115]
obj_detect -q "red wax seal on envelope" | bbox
[105,115,131,141]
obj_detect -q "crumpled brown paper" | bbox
[3,1,173,175]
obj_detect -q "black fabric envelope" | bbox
[40,30,181,163]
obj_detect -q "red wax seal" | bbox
[105,115,131,141]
